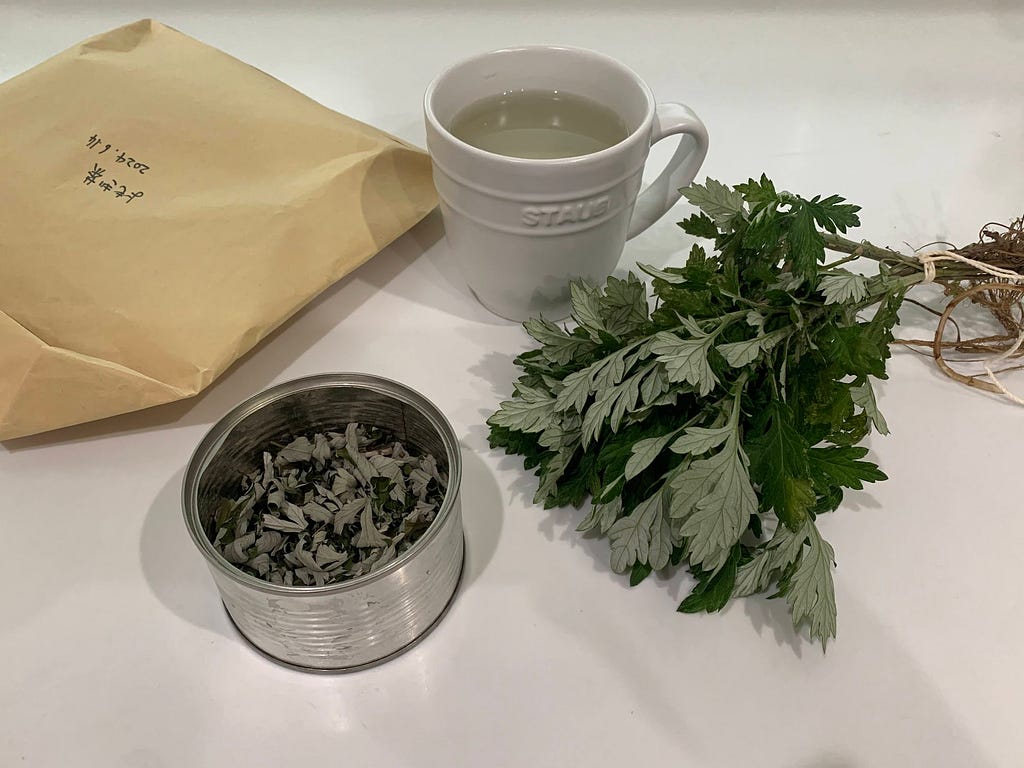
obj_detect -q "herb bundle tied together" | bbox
[488,175,1023,648]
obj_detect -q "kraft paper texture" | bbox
[0,19,437,439]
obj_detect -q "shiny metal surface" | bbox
[182,374,464,671]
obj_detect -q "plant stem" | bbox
[822,233,907,264]
[822,253,862,270]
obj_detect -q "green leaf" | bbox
[650,330,718,396]
[734,523,807,598]
[850,379,889,435]
[648,505,674,570]
[534,448,572,504]
[807,445,887,490]
[679,212,720,239]
[716,328,789,368]
[624,431,677,480]
[570,281,607,340]
[592,346,630,391]
[552,368,593,415]
[818,323,885,378]
[609,369,644,433]
[683,178,745,225]
[523,317,596,366]
[581,388,618,448]
[639,364,669,405]
[608,491,663,573]
[678,544,741,613]
[672,434,757,573]
[638,263,687,284]
[630,561,653,586]
[537,418,581,451]
[787,202,825,281]
[806,194,861,233]
[487,385,556,433]
[669,425,731,456]
[818,271,868,305]
[600,274,650,336]
[734,174,777,205]
[577,496,622,534]
[787,523,837,649]
[748,402,813,531]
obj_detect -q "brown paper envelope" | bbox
[0,19,437,439]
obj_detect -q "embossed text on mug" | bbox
[521,195,610,227]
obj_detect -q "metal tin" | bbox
[182,373,464,672]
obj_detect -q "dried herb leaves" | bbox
[208,423,447,587]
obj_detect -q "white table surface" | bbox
[2,3,1023,767]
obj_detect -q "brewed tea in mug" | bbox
[448,89,629,160]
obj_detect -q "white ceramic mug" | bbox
[424,46,709,322]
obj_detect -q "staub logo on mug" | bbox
[521,196,610,227]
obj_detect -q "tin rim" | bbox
[181,373,463,597]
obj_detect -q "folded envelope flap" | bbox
[0,20,437,438]
[0,310,192,440]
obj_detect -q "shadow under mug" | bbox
[424,45,709,322]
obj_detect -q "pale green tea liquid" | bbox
[449,89,629,160]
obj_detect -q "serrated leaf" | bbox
[577,496,622,534]
[716,328,789,368]
[787,523,837,649]
[677,544,741,613]
[609,373,643,433]
[553,368,592,414]
[734,174,778,205]
[570,280,607,339]
[534,448,572,504]
[648,506,673,570]
[807,194,861,233]
[625,432,678,480]
[650,331,718,396]
[600,274,650,336]
[523,316,597,366]
[818,271,868,305]
[807,445,887,490]
[537,417,581,451]
[638,263,687,284]
[671,434,756,573]
[787,202,825,281]
[748,402,814,530]
[734,549,776,599]
[581,388,617,448]
[733,522,807,597]
[682,178,745,225]
[849,379,889,435]
[488,385,557,433]
[593,347,630,391]
[669,426,731,456]
[608,492,662,573]
[678,212,720,239]
[639,364,669,405]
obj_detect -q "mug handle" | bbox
[627,103,709,239]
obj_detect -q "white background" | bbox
[2,2,1023,766]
